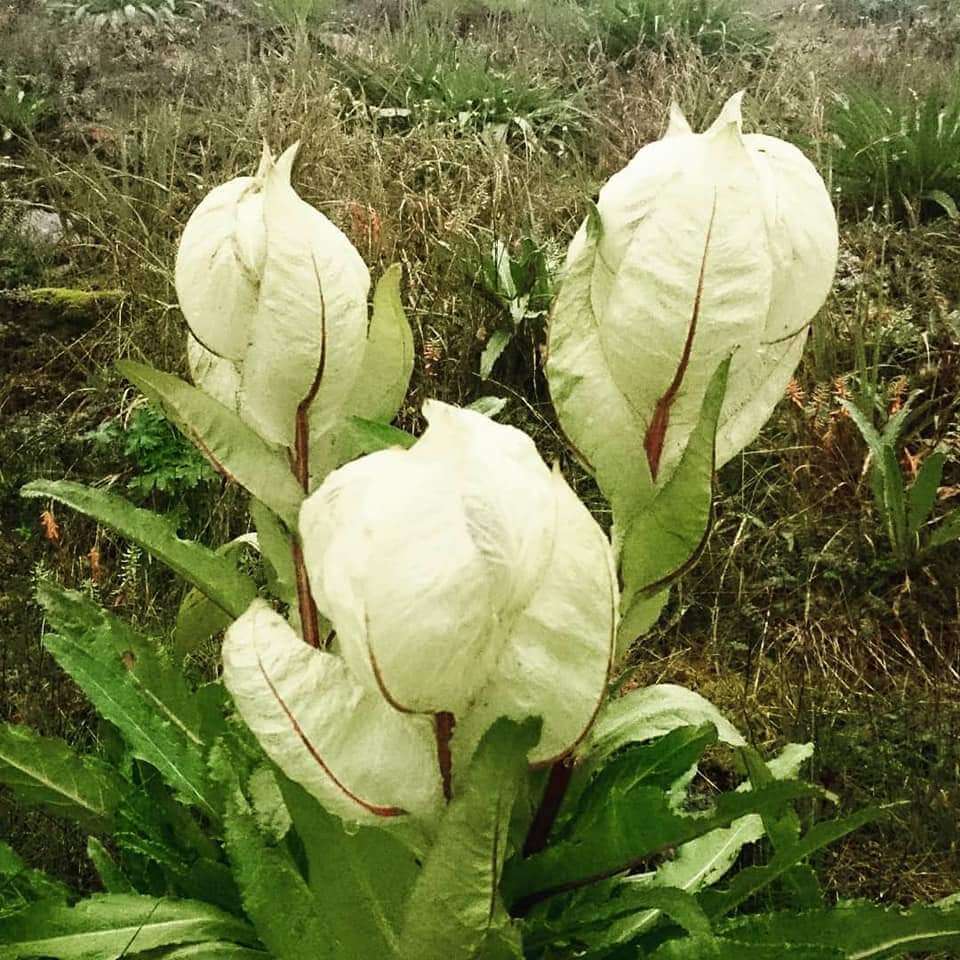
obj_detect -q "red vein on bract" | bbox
[255,650,406,818]
[293,258,328,491]
[366,623,456,803]
[366,624,417,715]
[290,259,328,649]
[643,196,718,482]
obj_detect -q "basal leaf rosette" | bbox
[222,401,618,825]
[176,145,413,485]
[547,92,838,506]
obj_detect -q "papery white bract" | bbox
[300,401,618,767]
[222,601,443,824]
[175,144,370,448]
[223,401,617,824]
[548,93,838,495]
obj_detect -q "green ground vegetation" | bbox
[1,0,959,921]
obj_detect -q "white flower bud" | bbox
[222,402,618,822]
[175,144,370,448]
[549,93,838,490]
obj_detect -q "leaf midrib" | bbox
[0,749,110,821]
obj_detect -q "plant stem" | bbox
[287,279,327,649]
[522,758,574,857]
[435,711,456,802]
[292,539,321,649]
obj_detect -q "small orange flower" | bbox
[87,545,103,583]
[40,510,60,545]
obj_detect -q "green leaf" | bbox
[39,604,219,818]
[171,535,256,662]
[350,263,415,424]
[719,900,960,958]
[594,743,816,948]
[924,189,959,221]
[502,779,816,909]
[154,940,271,960]
[0,840,70,918]
[467,396,508,418]
[617,357,730,647]
[346,417,417,453]
[280,777,419,957]
[249,500,298,613]
[880,444,908,558]
[0,895,256,959]
[700,806,888,920]
[577,684,745,773]
[741,747,821,910]
[528,884,712,953]
[397,718,541,960]
[86,838,133,895]
[841,400,883,457]
[152,946,270,960]
[223,778,334,960]
[117,360,304,528]
[564,726,718,841]
[929,507,960,549]
[0,723,123,832]
[480,329,513,380]
[650,936,841,959]
[614,590,668,661]
[172,589,233,663]
[20,481,257,619]
[40,584,204,747]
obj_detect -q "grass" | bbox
[1,0,960,916]
[327,29,594,149]
[589,0,771,60]
[829,82,960,222]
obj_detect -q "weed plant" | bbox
[829,83,960,222]
[329,31,592,148]
[586,0,771,60]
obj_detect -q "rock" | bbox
[16,208,65,246]
[0,287,125,371]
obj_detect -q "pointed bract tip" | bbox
[706,91,746,138]
[274,142,302,183]
[255,141,275,179]
[664,101,693,138]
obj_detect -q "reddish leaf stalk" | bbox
[435,711,456,803]
[288,265,328,650]
[522,758,574,858]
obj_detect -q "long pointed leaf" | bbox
[0,723,123,832]
[21,480,257,618]
[617,357,730,648]
[117,360,304,528]
[398,718,541,960]
[223,776,335,960]
[700,806,888,920]
[718,900,960,959]
[0,895,256,959]
[908,452,945,537]
[503,779,816,910]
[40,621,219,818]
[281,777,418,958]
